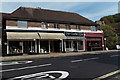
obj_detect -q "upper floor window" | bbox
[91,26,96,31]
[76,25,81,30]
[41,22,47,28]
[17,21,27,28]
[54,23,59,28]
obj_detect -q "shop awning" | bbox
[66,36,86,40]
[7,32,40,40]
[39,33,67,39]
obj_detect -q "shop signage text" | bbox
[65,32,84,37]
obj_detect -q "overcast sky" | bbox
[0,2,119,21]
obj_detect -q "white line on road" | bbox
[84,57,99,61]
[71,57,99,63]
[0,63,52,72]
[93,69,120,80]
[0,61,33,66]
[71,59,83,63]
[110,55,119,57]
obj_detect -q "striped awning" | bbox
[66,36,86,40]
[7,32,40,40]
[39,33,67,39]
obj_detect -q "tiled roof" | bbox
[6,7,97,26]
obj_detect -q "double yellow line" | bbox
[93,69,120,80]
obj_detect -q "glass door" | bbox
[23,41,35,53]
[73,41,77,51]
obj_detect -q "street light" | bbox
[104,38,107,50]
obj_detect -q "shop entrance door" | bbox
[73,41,77,51]
[50,40,61,52]
[53,40,61,52]
[23,41,31,53]
[87,41,91,51]
[23,41,35,53]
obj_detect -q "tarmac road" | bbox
[1,51,120,80]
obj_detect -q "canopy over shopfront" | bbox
[7,32,40,40]
[38,33,67,39]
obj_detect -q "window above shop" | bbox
[76,25,81,30]
[41,22,47,28]
[17,21,27,28]
[54,23,59,28]
[91,26,96,31]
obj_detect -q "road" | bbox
[1,52,120,80]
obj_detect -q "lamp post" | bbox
[104,38,106,50]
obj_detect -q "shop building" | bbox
[1,7,104,56]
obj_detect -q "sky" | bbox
[0,2,119,21]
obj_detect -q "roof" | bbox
[0,12,10,19]
[3,7,97,26]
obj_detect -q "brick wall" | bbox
[6,20,17,26]
[80,26,91,30]
[28,22,42,27]
[70,25,76,29]
[59,24,66,29]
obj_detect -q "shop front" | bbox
[38,32,66,53]
[7,32,39,54]
[85,33,104,51]
[7,32,67,54]
[65,32,85,52]
[65,40,84,52]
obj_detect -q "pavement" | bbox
[0,50,119,61]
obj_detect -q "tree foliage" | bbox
[100,13,120,24]
[101,24,118,48]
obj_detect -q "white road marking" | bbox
[93,69,120,80]
[0,63,52,72]
[71,57,99,63]
[71,59,83,63]
[0,61,33,66]
[8,71,69,80]
[83,57,99,61]
[110,55,119,57]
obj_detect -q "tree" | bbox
[101,24,118,49]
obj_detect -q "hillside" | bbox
[100,13,120,24]
[100,13,120,34]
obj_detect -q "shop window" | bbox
[54,23,59,28]
[66,40,73,51]
[78,41,83,50]
[23,41,35,53]
[17,21,27,28]
[40,40,49,53]
[9,41,23,54]
[91,41,102,47]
